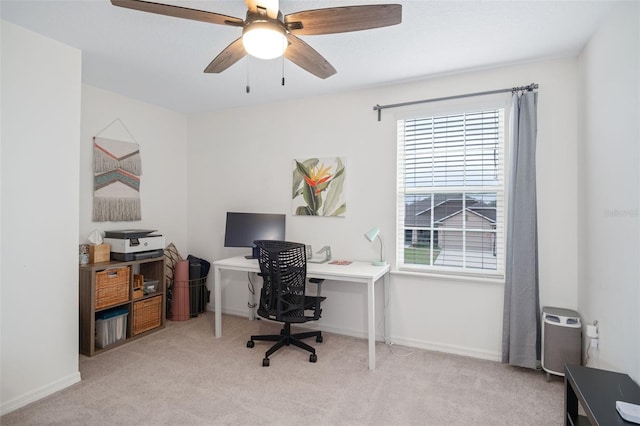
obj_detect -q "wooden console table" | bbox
[565,364,640,425]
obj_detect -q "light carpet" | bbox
[2,313,564,425]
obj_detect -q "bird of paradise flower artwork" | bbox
[292,157,346,216]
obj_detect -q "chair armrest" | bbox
[308,278,324,297]
[304,278,325,319]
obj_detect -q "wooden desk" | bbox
[565,364,640,425]
[213,256,390,370]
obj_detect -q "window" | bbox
[396,106,505,277]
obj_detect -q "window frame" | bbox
[395,96,510,279]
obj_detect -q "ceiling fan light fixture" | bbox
[242,20,288,60]
[111,0,403,79]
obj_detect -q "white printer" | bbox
[104,229,165,261]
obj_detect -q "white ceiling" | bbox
[1,0,618,114]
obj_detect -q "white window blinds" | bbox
[397,108,505,276]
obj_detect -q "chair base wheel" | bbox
[249,325,322,366]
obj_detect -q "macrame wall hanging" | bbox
[93,119,142,222]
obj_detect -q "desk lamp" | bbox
[364,227,387,266]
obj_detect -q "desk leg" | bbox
[565,374,578,426]
[367,278,376,370]
[214,266,222,338]
[383,273,390,345]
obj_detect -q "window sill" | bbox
[391,268,505,285]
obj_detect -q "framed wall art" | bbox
[292,157,346,217]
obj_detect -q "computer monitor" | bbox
[224,212,286,259]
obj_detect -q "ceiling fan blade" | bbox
[284,35,336,79]
[111,0,244,27]
[204,38,247,73]
[245,0,279,19]
[285,4,402,35]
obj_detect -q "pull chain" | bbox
[281,55,285,86]
[246,57,251,93]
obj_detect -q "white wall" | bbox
[1,23,189,416]
[188,58,580,360]
[578,2,640,381]
[80,85,189,253]
[1,21,82,414]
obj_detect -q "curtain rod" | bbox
[372,83,538,121]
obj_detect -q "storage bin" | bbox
[189,277,208,318]
[133,295,162,335]
[95,267,130,309]
[95,307,128,348]
[143,279,159,294]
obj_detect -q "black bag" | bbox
[187,255,211,317]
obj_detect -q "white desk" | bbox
[212,256,390,370]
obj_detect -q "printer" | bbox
[104,229,165,261]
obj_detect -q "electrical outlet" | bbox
[591,337,599,349]
[587,323,598,338]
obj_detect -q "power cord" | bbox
[584,338,591,365]
[377,276,413,358]
[387,341,414,358]
[247,272,257,310]
[584,337,599,368]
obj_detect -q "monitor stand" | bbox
[244,245,259,259]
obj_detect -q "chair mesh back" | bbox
[254,240,307,322]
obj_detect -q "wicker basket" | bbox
[95,267,130,310]
[133,296,162,335]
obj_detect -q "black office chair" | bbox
[246,240,325,367]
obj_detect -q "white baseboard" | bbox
[1,371,81,416]
[387,336,502,362]
[210,307,501,362]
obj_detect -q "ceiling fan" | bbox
[111,0,402,79]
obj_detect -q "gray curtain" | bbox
[502,90,540,369]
